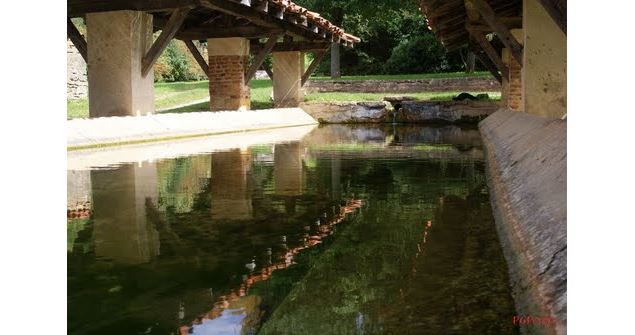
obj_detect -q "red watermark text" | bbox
[512,315,556,327]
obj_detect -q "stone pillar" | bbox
[207,38,251,111]
[86,11,154,118]
[91,162,160,264]
[210,149,253,220]
[523,0,567,118]
[501,29,523,112]
[272,51,303,108]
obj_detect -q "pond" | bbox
[67,124,518,335]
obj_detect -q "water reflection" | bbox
[68,125,517,335]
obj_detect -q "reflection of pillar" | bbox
[208,38,251,111]
[210,149,253,220]
[86,11,154,117]
[91,162,160,264]
[67,170,92,210]
[274,142,303,197]
[331,156,341,201]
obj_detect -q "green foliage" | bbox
[155,41,207,82]
[384,34,448,74]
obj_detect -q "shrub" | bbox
[383,34,448,74]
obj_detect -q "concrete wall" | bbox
[480,110,566,335]
[523,0,567,118]
[67,40,88,100]
[273,51,304,108]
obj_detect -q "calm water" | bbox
[67,125,518,335]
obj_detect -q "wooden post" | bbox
[67,18,87,62]
[470,0,524,66]
[301,49,328,86]
[184,40,209,75]
[141,7,190,76]
[468,29,508,79]
[245,33,281,83]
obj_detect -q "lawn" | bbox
[67,73,499,119]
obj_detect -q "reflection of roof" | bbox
[178,199,363,333]
[68,0,360,48]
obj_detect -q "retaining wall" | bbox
[479,110,566,335]
[305,76,500,93]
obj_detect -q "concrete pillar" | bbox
[86,11,154,118]
[91,162,160,264]
[523,0,567,118]
[210,149,253,220]
[207,38,251,111]
[272,51,303,108]
[502,29,524,112]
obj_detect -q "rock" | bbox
[300,101,389,123]
[397,100,499,124]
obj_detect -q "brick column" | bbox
[273,51,303,108]
[207,38,251,111]
[523,0,567,118]
[502,44,523,112]
[86,11,154,118]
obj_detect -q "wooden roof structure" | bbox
[419,0,566,82]
[68,0,360,47]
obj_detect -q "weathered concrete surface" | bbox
[273,51,303,108]
[67,108,317,149]
[300,101,389,123]
[523,0,567,118]
[397,100,499,124]
[479,110,566,335]
[304,76,500,93]
[86,11,154,117]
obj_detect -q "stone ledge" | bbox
[305,76,500,93]
[398,100,499,124]
[479,110,566,335]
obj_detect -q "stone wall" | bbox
[480,110,566,335]
[67,40,88,100]
[304,76,500,93]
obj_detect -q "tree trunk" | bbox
[330,7,343,79]
[466,51,476,73]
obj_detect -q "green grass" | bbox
[67,73,498,119]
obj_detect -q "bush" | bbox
[383,34,449,74]
[154,41,207,82]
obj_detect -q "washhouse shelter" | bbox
[67,0,360,118]
[420,0,566,119]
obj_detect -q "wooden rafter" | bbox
[142,7,191,76]
[184,40,209,75]
[245,33,282,84]
[67,0,196,17]
[537,0,566,34]
[473,49,502,83]
[470,0,523,66]
[176,26,284,40]
[301,49,328,86]
[468,29,508,79]
[251,41,330,53]
[67,18,87,62]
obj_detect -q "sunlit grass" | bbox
[67,74,499,119]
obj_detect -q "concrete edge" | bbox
[479,110,567,335]
[67,108,318,150]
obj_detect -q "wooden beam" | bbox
[176,26,284,40]
[245,33,281,83]
[261,64,274,80]
[184,40,209,75]
[468,29,508,79]
[537,0,566,34]
[251,41,330,53]
[67,18,87,62]
[142,7,190,76]
[470,0,523,66]
[473,49,502,83]
[68,0,196,17]
[301,49,328,86]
